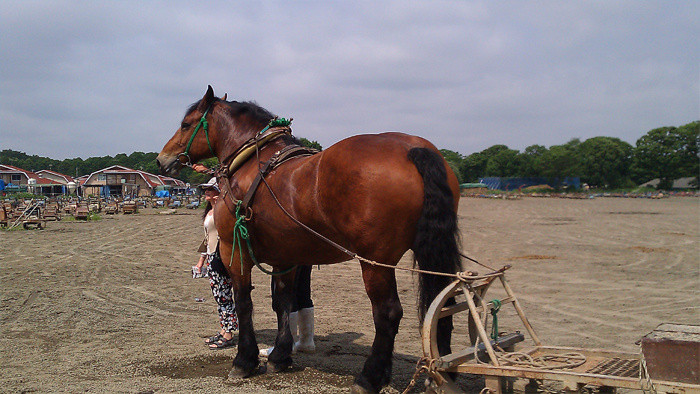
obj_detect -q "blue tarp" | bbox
[155,190,170,198]
[0,179,5,191]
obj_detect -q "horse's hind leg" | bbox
[353,263,403,393]
[266,270,296,373]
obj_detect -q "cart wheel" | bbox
[421,277,501,392]
[421,280,470,391]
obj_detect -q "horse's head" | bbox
[157,85,278,176]
[157,85,224,176]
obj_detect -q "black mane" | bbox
[185,99,275,124]
[227,100,276,123]
[185,98,299,144]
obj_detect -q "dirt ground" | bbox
[1,197,698,393]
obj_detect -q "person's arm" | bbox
[192,164,209,174]
[195,253,206,269]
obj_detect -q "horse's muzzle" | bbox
[156,154,182,176]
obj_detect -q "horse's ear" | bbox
[198,85,215,110]
[222,93,227,101]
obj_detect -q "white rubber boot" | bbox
[260,311,298,357]
[294,307,315,353]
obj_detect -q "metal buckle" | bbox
[176,152,192,167]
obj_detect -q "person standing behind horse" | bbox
[195,177,238,349]
[260,266,316,357]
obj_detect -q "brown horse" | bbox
[157,86,462,393]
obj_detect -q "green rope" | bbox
[257,117,292,135]
[490,299,502,341]
[183,109,215,158]
[229,202,295,276]
[230,202,248,272]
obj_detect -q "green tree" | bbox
[484,148,521,177]
[521,144,547,177]
[460,145,510,182]
[578,137,633,188]
[536,139,581,183]
[439,149,464,183]
[298,138,323,151]
[631,122,699,189]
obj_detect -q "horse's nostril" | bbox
[156,159,161,168]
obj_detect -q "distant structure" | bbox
[479,177,581,191]
[0,164,186,197]
[78,165,186,197]
[0,164,72,195]
[639,177,698,190]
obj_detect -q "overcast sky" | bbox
[1,1,698,160]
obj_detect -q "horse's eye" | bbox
[181,122,190,130]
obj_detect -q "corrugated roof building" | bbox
[0,164,69,195]
[80,165,185,197]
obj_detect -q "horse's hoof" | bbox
[265,359,292,374]
[227,365,255,380]
[350,383,375,394]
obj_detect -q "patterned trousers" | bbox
[208,256,238,332]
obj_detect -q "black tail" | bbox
[408,147,462,325]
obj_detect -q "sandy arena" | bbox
[1,197,698,393]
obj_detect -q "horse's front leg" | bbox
[220,242,259,379]
[266,269,296,373]
[353,263,403,393]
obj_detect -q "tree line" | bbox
[441,121,698,190]
[2,123,697,190]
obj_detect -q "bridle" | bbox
[177,107,215,167]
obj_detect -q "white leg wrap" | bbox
[294,307,315,353]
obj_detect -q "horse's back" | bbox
[318,132,457,197]
[309,132,457,258]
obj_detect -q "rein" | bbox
[197,115,496,281]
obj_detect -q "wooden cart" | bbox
[74,204,89,220]
[122,201,138,214]
[104,203,119,214]
[421,268,700,393]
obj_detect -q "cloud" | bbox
[1,1,697,160]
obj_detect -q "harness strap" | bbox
[213,121,317,277]
[240,145,319,211]
[217,176,242,218]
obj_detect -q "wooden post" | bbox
[463,283,501,366]
[500,275,542,346]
